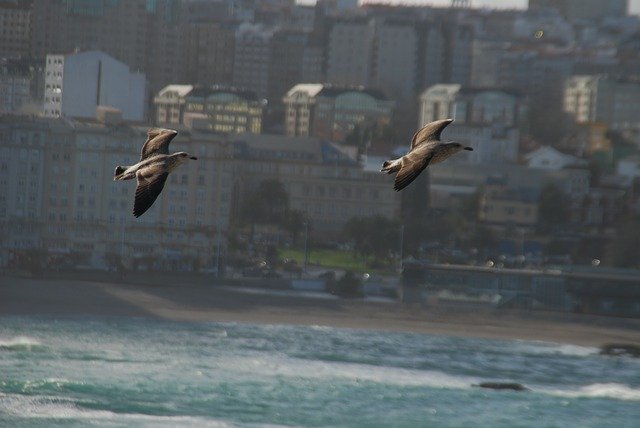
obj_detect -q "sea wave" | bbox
[0,336,45,352]
[511,342,599,358]
[226,353,480,389]
[546,383,640,401]
[0,393,288,427]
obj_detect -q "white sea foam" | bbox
[512,341,599,357]
[545,383,640,401]
[0,393,286,427]
[0,336,43,351]
[222,353,479,390]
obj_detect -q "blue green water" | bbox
[1,316,639,427]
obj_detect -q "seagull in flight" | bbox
[380,118,473,191]
[113,128,197,217]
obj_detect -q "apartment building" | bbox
[283,83,394,141]
[154,84,265,134]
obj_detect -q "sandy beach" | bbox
[1,275,639,347]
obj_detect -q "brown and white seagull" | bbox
[113,128,197,217]
[380,118,473,191]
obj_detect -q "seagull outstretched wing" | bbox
[410,118,453,149]
[133,167,169,217]
[140,129,178,161]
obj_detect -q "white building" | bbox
[419,85,527,165]
[564,75,640,131]
[524,146,588,170]
[43,51,146,121]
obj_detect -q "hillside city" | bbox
[0,0,639,300]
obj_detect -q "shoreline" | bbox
[1,275,639,347]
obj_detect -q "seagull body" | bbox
[380,118,473,191]
[114,128,197,217]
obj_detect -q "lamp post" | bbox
[398,223,404,273]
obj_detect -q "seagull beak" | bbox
[464,147,473,151]
[190,156,198,160]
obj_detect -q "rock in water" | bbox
[473,382,529,391]
[599,343,640,358]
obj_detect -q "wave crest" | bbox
[0,336,44,352]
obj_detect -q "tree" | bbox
[240,179,291,244]
[282,209,306,245]
[606,215,640,268]
[343,215,401,264]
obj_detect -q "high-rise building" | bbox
[0,0,31,58]
[326,17,375,87]
[43,51,146,121]
[30,0,185,94]
[186,22,237,87]
[233,23,273,99]
[371,19,418,103]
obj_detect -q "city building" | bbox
[185,21,237,87]
[233,23,273,99]
[229,133,400,236]
[0,114,399,268]
[564,75,640,132]
[478,180,539,229]
[524,146,588,170]
[370,18,419,102]
[0,0,31,58]
[326,17,375,87]
[43,51,146,121]
[0,115,232,270]
[268,29,324,105]
[0,61,31,113]
[283,83,395,141]
[30,0,185,93]
[418,84,527,165]
[528,0,628,21]
[154,84,265,134]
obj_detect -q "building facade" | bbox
[283,83,395,141]
[0,115,400,268]
[43,51,146,121]
[154,84,265,134]
[564,75,640,131]
[0,0,31,58]
[419,84,527,165]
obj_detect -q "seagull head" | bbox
[178,152,198,161]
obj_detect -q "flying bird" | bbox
[380,118,473,191]
[114,128,197,217]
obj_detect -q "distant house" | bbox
[524,146,588,170]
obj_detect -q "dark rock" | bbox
[599,343,640,358]
[473,382,529,391]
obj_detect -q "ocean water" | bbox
[1,316,639,428]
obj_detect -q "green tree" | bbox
[282,209,306,245]
[343,215,401,263]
